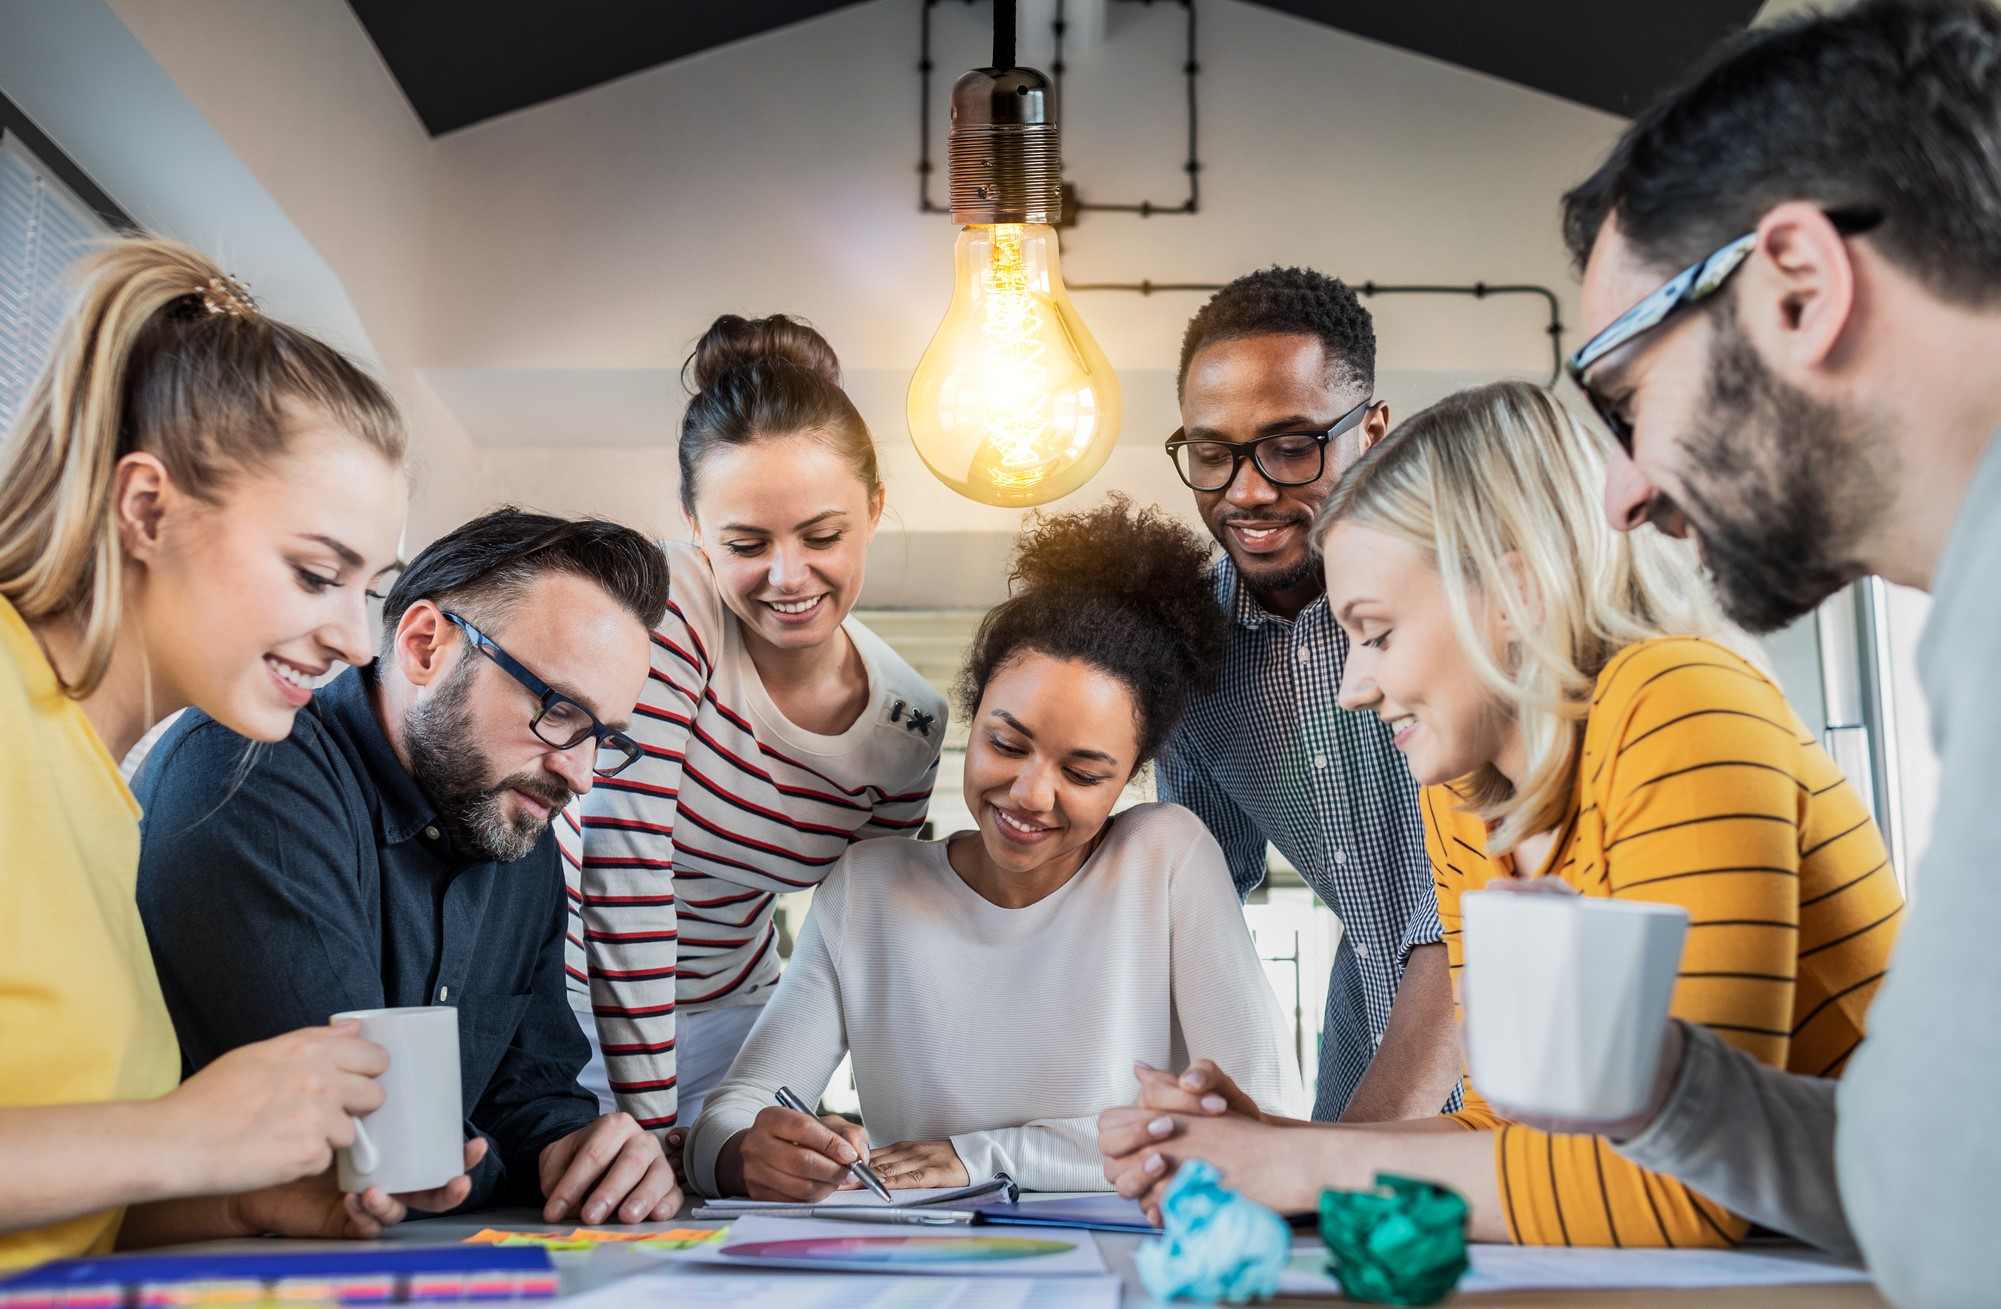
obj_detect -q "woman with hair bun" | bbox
[0,236,469,1263]
[684,495,1305,1198]
[563,314,947,1151]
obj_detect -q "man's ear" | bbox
[1743,201,1859,374]
[1359,401,1392,454]
[110,452,173,566]
[392,600,456,689]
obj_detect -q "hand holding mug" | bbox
[155,1021,388,1196]
[230,1137,489,1239]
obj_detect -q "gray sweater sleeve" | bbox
[1614,1022,1857,1261]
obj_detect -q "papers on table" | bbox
[675,1215,1109,1277]
[564,1271,1122,1309]
[1277,1240,1871,1296]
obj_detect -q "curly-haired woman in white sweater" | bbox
[687,497,1305,1198]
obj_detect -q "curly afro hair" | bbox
[956,494,1226,767]
[1176,266,1375,400]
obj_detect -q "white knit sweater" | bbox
[687,802,1305,1194]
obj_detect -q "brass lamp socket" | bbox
[948,67,1062,226]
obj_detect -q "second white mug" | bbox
[332,1004,464,1195]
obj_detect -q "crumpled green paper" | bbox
[1317,1174,1469,1306]
[1134,1160,1291,1303]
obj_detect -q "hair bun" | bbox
[686,313,842,393]
[1008,492,1225,677]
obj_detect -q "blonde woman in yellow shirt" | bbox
[0,239,476,1268]
[1098,380,1900,1247]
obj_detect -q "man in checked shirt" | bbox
[1153,267,1460,1122]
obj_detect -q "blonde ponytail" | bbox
[0,236,406,697]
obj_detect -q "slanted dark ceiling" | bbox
[347,1,869,135]
[350,0,1763,137]
[1243,1,1765,118]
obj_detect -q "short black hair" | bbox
[381,506,670,645]
[1562,0,2001,306]
[1176,266,1376,400]
[956,494,1225,767]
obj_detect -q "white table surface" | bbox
[333,1203,1888,1308]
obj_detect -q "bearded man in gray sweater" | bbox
[1552,3,2001,1306]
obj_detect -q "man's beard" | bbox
[1672,315,1892,634]
[404,660,573,863]
[1218,511,1322,599]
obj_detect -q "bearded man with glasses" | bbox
[1150,267,1462,1126]
[1520,2,2001,1304]
[133,507,683,1228]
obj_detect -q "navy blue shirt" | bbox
[134,667,597,1209]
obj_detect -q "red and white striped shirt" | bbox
[557,543,946,1131]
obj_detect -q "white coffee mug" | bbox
[332,1005,464,1195]
[1460,891,1689,1121]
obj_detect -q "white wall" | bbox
[413,0,1626,587]
[2,0,498,546]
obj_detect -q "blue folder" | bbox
[979,1194,1157,1233]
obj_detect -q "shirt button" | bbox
[1313,753,1327,770]
[1295,647,1312,663]
[1332,848,1347,865]
[438,985,450,1002]
[1356,944,1371,960]
[423,826,440,840]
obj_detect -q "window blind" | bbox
[0,132,110,434]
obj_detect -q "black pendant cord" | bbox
[993,0,1016,70]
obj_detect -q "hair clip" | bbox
[198,273,258,318]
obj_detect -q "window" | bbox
[0,131,112,432]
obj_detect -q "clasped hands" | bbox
[731,1106,969,1200]
[1098,1059,1315,1223]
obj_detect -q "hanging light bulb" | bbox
[907,26,1121,507]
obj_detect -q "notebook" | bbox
[0,1246,558,1307]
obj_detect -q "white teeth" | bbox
[268,658,314,689]
[766,596,822,615]
[994,808,1048,835]
[1239,527,1277,541]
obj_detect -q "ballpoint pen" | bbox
[774,1084,892,1202]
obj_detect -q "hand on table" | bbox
[158,1020,390,1196]
[540,1112,682,1224]
[228,1138,488,1239]
[734,1107,874,1202]
[866,1139,969,1190]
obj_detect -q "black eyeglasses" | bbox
[1566,207,1882,452]
[442,612,642,778]
[1164,398,1377,492]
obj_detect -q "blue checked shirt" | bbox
[1157,557,1456,1120]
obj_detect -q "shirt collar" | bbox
[1214,553,1329,631]
[318,665,443,847]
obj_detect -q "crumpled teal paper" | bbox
[1318,1174,1470,1306]
[1134,1160,1291,1303]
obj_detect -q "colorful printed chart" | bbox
[686,1217,1109,1278]
[724,1235,1075,1266]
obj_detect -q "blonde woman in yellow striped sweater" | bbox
[1097,380,1902,1247]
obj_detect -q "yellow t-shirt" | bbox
[1429,637,1902,1248]
[0,596,180,1270]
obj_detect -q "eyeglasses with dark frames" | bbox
[1565,207,1882,453]
[1164,397,1378,493]
[442,611,642,778]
